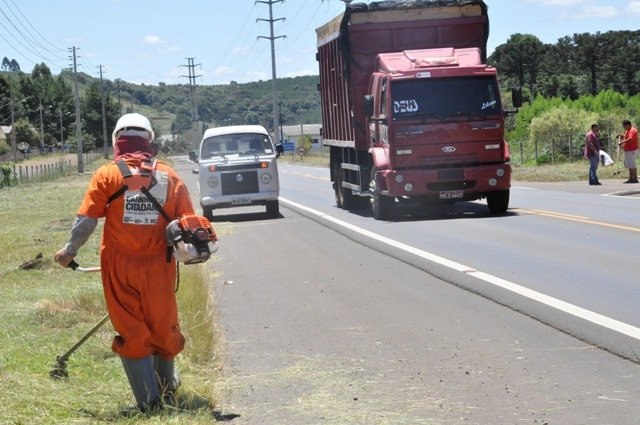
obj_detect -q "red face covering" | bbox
[113,136,153,161]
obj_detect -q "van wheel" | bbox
[266,200,279,218]
[370,170,393,220]
[333,163,354,210]
[487,189,509,214]
[202,205,214,221]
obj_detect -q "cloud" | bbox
[629,1,640,14]
[143,35,165,44]
[214,66,233,76]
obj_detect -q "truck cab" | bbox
[364,47,513,218]
[194,125,282,219]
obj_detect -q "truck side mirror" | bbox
[363,95,374,117]
[511,87,523,108]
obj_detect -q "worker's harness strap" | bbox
[107,159,169,220]
[107,159,173,262]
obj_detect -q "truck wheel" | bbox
[333,163,354,210]
[266,200,279,218]
[202,205,214,221]
[370,171,393,220]
[487,189,509,214]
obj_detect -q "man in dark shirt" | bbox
[585,123,602,186]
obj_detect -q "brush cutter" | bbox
[50,260,108,379]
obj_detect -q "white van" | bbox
[194,125,283,219]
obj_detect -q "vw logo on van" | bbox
[235,174,244,182]
[442,146,456,153]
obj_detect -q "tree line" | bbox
[0,63,120,157]
[489,30,640,164]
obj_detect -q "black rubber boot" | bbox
[121,356,162,412]
[154,355,181,406]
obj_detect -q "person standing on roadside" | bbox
[54,113,196,412]
[617,119,639,183]
[585,123,602,186]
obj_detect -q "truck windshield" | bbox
[201,133,273,159]
[391,76,501,120]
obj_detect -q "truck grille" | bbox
[221,171,259,195]
[421,154,478,168]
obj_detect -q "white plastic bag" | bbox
[599,150,614,166]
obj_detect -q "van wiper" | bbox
[239,151,260,159]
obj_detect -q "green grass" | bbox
[0,161,224,424]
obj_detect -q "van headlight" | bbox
[261,173,272,184]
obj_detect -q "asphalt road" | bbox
[174,157,640,424]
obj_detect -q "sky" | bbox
[1,0,639,86]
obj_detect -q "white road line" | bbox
[280,197,640,341]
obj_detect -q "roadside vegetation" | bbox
[0,159,224,424]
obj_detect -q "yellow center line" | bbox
[513,208,640,233]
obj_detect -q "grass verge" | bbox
[0,160,223,424]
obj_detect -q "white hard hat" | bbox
[112,113,154,144]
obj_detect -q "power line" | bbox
[4,0,65,52]
[207,2,259,73]
[0,6,67,71]
[1,0,67,59]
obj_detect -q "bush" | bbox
[0,164,15,187]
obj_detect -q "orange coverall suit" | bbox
[77,157,194,359]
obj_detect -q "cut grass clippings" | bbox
[0,159,224,424]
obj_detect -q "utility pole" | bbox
[180,57,201,149]
[9,90,16,161]
[115,79,122,114]
[38,96,45,151]
[257,0,286,145]
[58,107,64,146]
[70,46,83,173]
[99,65,109,159]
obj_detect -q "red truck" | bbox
[316,0,521,220]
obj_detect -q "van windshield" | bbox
[201,133,274,159]
[391,76,501,120]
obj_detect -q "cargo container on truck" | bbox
[316,0,521,220]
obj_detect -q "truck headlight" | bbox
[208,176,219,188]
[261,173,272,184]
[404,183,413,192]
[496,168,505,177]
[489,178,497,187]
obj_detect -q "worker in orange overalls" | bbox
[54,113,196,412]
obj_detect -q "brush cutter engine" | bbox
[166,215,218,264]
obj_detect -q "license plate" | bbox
[439,190,464,199]
[231,197,251,205]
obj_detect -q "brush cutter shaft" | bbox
[56,314,109,363]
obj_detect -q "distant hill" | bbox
[59,70,321,136]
